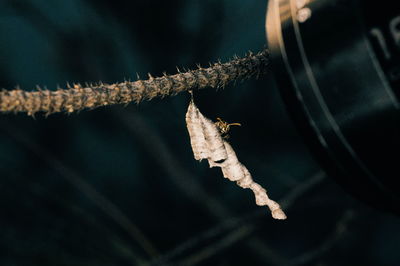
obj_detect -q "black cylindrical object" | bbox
[266,0,400,212]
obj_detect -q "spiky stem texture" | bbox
[0,50,269,116]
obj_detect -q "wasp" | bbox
[214,117,241,139]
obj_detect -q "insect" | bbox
[214,117,241,139]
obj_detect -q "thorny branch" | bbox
[0,50,269,116]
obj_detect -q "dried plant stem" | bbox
[0,50,269,116]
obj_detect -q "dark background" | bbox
[0,0,399,265]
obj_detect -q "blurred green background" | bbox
[0,0,399,265]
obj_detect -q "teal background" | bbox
[0,0,399,265]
